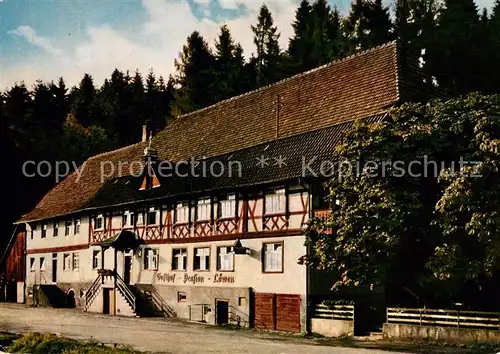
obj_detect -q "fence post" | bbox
[419,308,422,325]
[457,310,460,329]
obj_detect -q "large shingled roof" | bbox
[18,41,407,223]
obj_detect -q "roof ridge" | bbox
[88,140,145,160]
[175,41,398,120]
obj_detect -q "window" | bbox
[53,221,59,237]
[41,223,47,238]
[177,292,187,303]
[63,254,71,271]
[74,219,80,235]
[220,194,236,218]
[265,188,286,214]
[217,246,234,271]
[95,215,104,230]
[144,248,158,270]
[238,297,247,307]
[65,220,72,236]
[39,257,46,271]
[175,202,189,223]
[30,229,34,240]
[122,211,134,228]
[172,248,187,271]
[196,198,211,221]
[72,253,79,270]
[147,207,158,225]
[194,247,210,271]
[29,258,35,272]
[92,250,101,269]
[136,212,144,226]
[263,243,283,272]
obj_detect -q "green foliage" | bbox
[7,333,140,354]
[301,93,500,308]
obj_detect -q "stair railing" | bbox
[84,274,103,311]
[115,273,136,314]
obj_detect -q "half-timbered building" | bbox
[3,42,424,333]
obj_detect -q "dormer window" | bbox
[265,188,286,214]
[95,214,104,230]
[219,194,236,218]
[196,198,211,221]
[123,210,135,228]
[147,207,158,225]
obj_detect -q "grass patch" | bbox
[6,333,143,353]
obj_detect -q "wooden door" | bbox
[275,294,301,332]
[103,288,110,314]
[216,299,229,324]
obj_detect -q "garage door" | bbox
[254,293,274,330]
[253,293,301,332]
[276,294,301,332]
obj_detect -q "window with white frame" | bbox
[175,202,189,223]
[72,253,79,270]
[39,257,46,271]
[53,221,59,237]
[41,223,47,238]
[63,254,71,270]
[263,243,283,272]
[136,212,144,226]
[144,248,158,270]
[220,194,236,218]
[194,247,210,271]
[147,207,158,225]
[74,219,80,235]
[265,188,286,214]
[95,215,104,230]
[217,246,234,271]
[197,198,211,221]
[122,210,134,228]
[65,220,72,236]
[172,248,187,271]
[29,257,35,272]
[92,250,101,269]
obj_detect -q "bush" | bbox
[7,333,140,353]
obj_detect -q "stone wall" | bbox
[311,318,354,337]
[383,323,500,344]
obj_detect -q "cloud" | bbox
[2,0,298,89]
[9,25,67,59]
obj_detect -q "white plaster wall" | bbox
[26,217,90,251]
[247,198,264,233]
[134,235,307,295]
[289,192,309,229]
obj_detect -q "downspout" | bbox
[305,180,313,335]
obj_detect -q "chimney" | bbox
[142,125,148,142]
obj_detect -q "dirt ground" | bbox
[0,303,411,354]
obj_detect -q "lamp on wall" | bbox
[233,238,250,255]
[136,248,142,258]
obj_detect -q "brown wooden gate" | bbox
[253,293,301,332]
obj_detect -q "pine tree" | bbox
[288,0,313,72]
[70,73,98,127]
[174,31,216,113]
[212,25,245,102]
[487,0,500,93]
[251,5,282,86]
[426,0,483,95]
[344,0,392,51]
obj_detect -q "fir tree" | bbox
[251,4,282,86]
[288,0,314,72]
[174,31,216,113]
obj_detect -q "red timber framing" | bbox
[88,186,310,245]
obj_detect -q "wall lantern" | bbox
[136,248,142,258]
[233,238,250,255]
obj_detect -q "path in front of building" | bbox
[0,304,408,354]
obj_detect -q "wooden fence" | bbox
[314,304,354,321]
[387,307,500,330]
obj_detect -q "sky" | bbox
[0,0,497,90]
